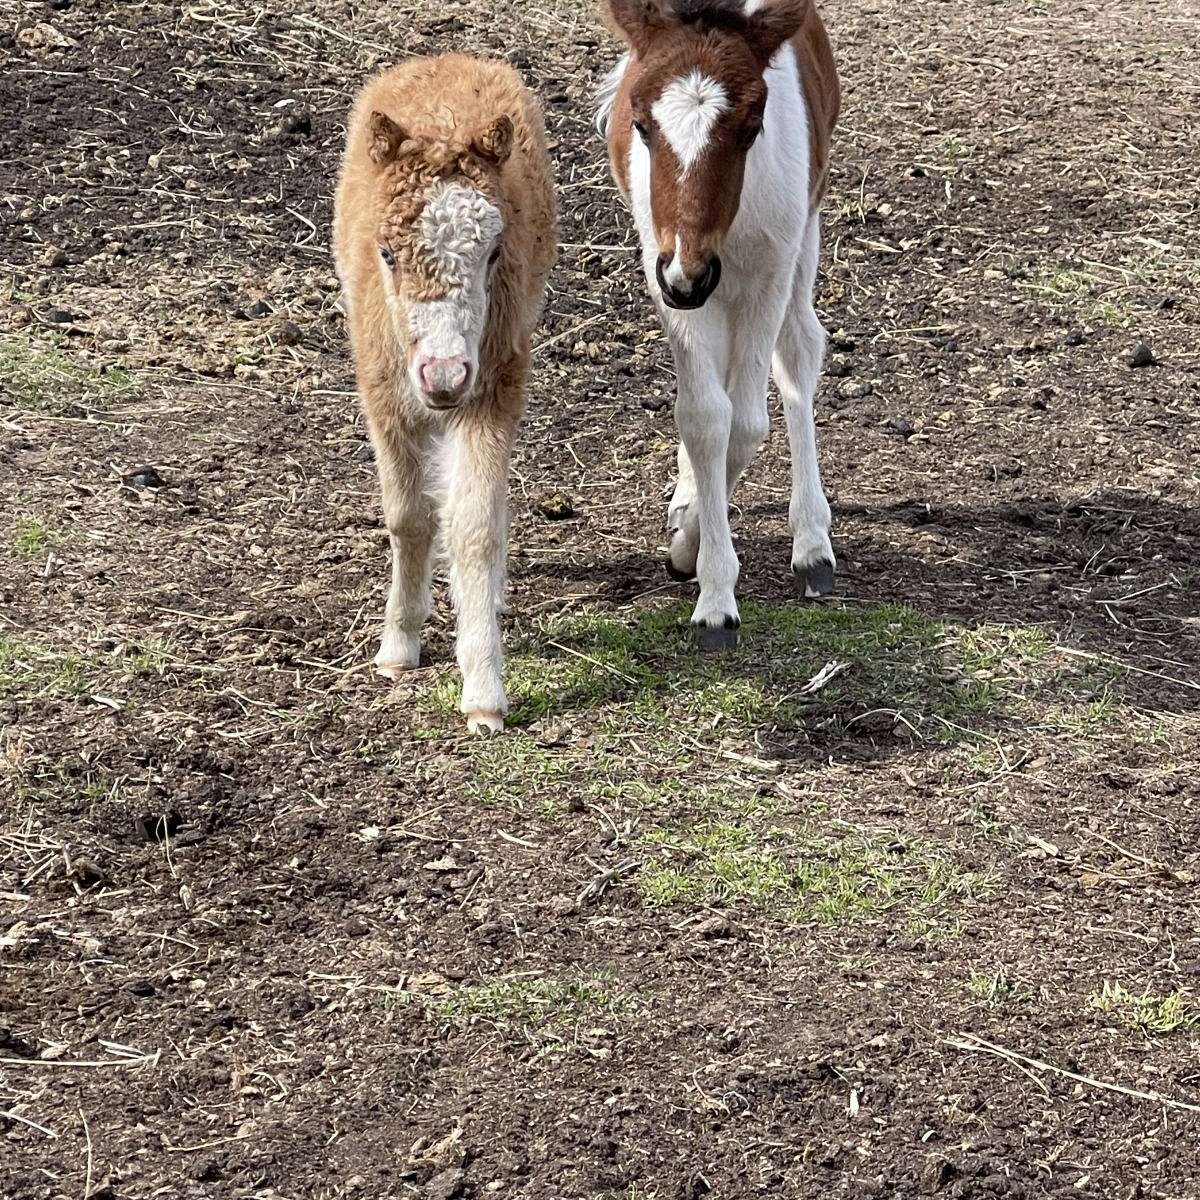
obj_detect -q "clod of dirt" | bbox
[535,492,576,520]
[17,21,76,52]
[839,380,872,400]
[67,857,107,890]
[244,300,271,319]
[640,394,668,411]
[44,246,68,268]
[124,465,167,489]
[41,307,74,325]
[424,856,459,873]
[825,357,851,377]
[279,320,303,346]
[426,1168,465,1200]
[691,915,731,938]
[0,1027,39,1059]
[1127,341,1155,368]
[353,442,375,463]
[888,415,916,438]
[134,812,183,842]
[275,110,313,139]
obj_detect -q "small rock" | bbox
[888,415,915,438]
[278,320,303,346]
[838,380,872,400]
[43,307,74,325]
[124,465,166,489]
[1127,341,1155,368]
[825,358,851,378]
[423,856,460,873]
[45,246,68,268]
[535,492,575,520]
[245,300,271,319]
[67,857,106,889]
[427,1168,466,1200]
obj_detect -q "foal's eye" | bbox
[379,245,395,268]
[633,120,650,145]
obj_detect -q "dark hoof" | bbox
[793,558,835,599]
[666,555,697,583]
[693,617,740,654]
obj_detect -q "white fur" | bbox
[651,70,730,173]
[623,46,834,627]
[594,53,630,136]
[380,180,502,397]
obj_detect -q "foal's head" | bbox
[367,114,513,408]
[609,0,809,309]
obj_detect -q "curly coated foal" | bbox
[334,56,556,734]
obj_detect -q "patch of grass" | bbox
[0,336,136,416]
[638,820,992,923]
[419,976,622,1032]
[1089,982,1198,1036]
[0,635,88,697]
[968,970,1014,1004]
[10,518,63,558]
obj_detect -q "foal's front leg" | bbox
[669,315,741,651]
[442,413,515,734]
[373,422,436,677]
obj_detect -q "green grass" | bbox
[430,601,1059,741]
[1,336,137,416]
[412,975,624,1033]
[1089,982,1198,1036]
[10,518,62,558]
[638,820,992,923]
[0,635,88,697]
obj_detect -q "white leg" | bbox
[442,420,512,734]
[773,216,835,596]
[665,304,741,649]
[373,427,436,677]
[668,281,788,583]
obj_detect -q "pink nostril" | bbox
[419,358,469,395]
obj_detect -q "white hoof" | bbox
[374,630,420,679]
[466,711,505,736]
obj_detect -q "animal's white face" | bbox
[379,180,504,409]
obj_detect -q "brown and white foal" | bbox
[598,0,840,649]
[334,56,556,732]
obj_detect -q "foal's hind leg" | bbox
[773,217,835,596]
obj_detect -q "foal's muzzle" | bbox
[657,254,722,310]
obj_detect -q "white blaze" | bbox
[651,70,730,173]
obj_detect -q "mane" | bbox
[594,52,630,136]
[668,0,752,31]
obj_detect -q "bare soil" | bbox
[2,2,1198,1199]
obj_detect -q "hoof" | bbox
[374,659,418,681]
[466,711,505,736]
[693,615,740,654]
[793,558,835,599]
[666,555,697,583]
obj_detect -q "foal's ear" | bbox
[368,110,408,165]
[471,115,514,166]
[745,0,811,66]
[606,0,673,53]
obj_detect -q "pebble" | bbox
[535,492,575,520]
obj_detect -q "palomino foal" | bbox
[598,0,840,649]
[334,56,556,732]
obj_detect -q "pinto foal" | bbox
[598,0,840,649]
[334,57,556,732]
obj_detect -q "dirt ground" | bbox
[2,0,1199,1197]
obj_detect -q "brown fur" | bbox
[606,0,838,263]
[332,55,557,732]
[334,55,556,433]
